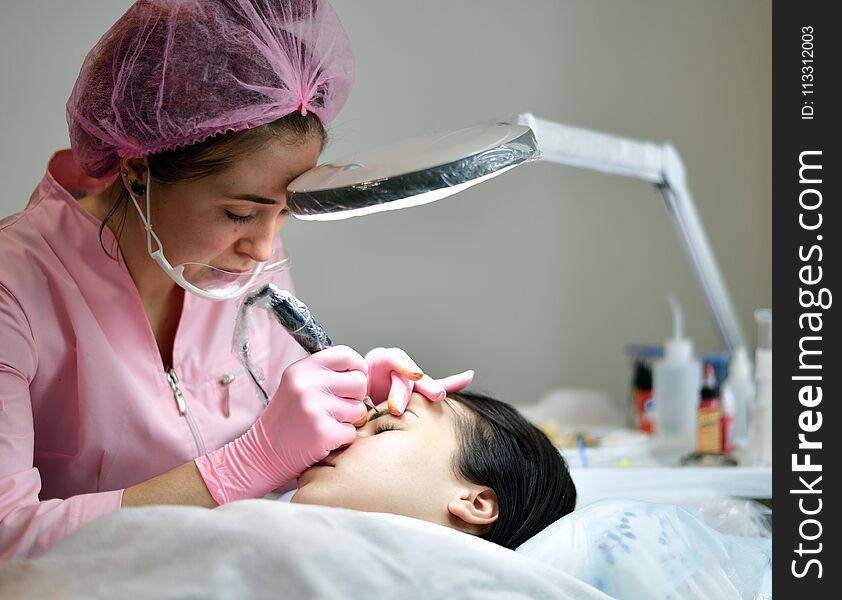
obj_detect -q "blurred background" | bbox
[0,0,771,410]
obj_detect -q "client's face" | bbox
[292,393,486,529]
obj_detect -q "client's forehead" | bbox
[408,392,467,420]
[412,395,473,443]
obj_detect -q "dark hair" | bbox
[447,390,576,550]
[98,111,326,259]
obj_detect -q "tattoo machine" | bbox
[233,283,376,411]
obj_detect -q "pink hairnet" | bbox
[67,0,354,178]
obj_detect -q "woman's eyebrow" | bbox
[225,193,279,205]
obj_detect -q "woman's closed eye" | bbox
[224,209,256,223]
[224,207,289,224]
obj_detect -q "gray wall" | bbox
[0,1,771,410]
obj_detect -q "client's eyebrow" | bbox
[367,408,418,423]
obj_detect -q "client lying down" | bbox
[291,390,577,550]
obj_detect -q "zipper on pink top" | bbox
[166,368,207,456]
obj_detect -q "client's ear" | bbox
[447,487,499,530]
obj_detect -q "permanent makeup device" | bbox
[234,283,376,411]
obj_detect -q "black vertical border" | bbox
[773,1,840,594]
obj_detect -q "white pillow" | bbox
[516,499,772,600]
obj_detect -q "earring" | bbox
[122,172,128,178]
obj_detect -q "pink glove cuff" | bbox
[195,422,298,505]
[194,453,230,506]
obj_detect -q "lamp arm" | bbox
[511,113,747,351]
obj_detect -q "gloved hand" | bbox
[364,347,475,415]
[195,345,369,505]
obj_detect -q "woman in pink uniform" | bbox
[0,0,471,559]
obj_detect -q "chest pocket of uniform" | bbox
[216,352,270,418]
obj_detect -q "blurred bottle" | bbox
[697,364,723,455]
[721,346,755,453]
[625,345,662,433]
[653,296,701,453]
[633,360,655,434]
[701,351,730,391]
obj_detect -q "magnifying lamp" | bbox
[287,113,747,351]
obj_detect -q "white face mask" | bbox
[128,177,289,301]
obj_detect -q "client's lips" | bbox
[316,450,344,467]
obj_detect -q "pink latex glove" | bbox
[364,347,475,415]
[195,346,369,505]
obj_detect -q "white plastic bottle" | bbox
[721,346,755,453]
[653,296,702,454]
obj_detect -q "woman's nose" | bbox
[239,213,287,261]
[245,233,275,262]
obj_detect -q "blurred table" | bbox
[571,466,772,507]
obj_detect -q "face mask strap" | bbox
[127,175,164,258]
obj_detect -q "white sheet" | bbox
[0,500,613,600]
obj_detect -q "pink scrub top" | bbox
[0,150,308,558]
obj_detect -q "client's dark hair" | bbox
[447,390,576,550]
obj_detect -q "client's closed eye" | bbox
[374,423,399,434]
